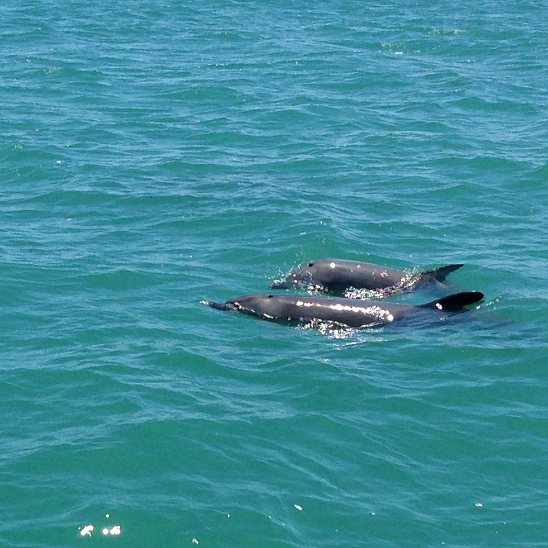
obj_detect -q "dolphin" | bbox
[269,258,463,293]
[202,291,483,328]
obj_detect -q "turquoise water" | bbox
[1,0,547,546]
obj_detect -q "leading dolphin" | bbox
[202,291,483,328]
[269,258,463,293]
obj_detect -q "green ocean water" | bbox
[1,0,548,546]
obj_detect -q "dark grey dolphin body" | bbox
[202,291,483,328]
[269,258,463,293]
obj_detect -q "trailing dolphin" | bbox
[269,258,463,293]
[201,291,483,328]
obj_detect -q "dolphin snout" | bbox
[201,300,237,311]
[268,280,292,289]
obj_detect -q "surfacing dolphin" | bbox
[269,258,463,294]
[202,291,483,328]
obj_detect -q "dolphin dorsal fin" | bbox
[421,291,484,311]
[421,264,464,282]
